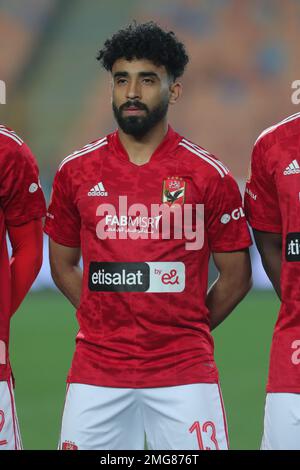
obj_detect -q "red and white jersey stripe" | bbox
[0,125,23,146]
[179,138,229,178]
[254,111,300,145]
[59,137,108,171]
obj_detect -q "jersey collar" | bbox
[108,125,182,165]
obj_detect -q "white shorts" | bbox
[261,393,300,450]
[59,382,229,450]
[0,379,22,450]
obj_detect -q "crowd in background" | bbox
[1,0,299,289]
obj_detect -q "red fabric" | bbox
[45,125,252,388]
[8,219,43,315]
[245,136,282,233]
[0,125,46,380]
[245,113,300,392]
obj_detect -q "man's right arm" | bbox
[252,229,282,300]
[49,239,82,309]
[44,164,82,308]
[244,138,282,299]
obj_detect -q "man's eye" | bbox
[143,78,154,84]
[117,79,127,84]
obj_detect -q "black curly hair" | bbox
[97,21,189,81]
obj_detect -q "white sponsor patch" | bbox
[221,207,245,224]
[220,214,231,224]
[148,262,185,293]
[29,182,38,193]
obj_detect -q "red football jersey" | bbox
[45,125,252,388]
[0,125,46,381]
[245,112,300,393]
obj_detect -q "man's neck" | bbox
[118,121,168,166]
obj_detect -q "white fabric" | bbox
[261,393,300,450]
[0,379,22,450]
[59,383,228,450]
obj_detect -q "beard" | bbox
[112,97,169,138]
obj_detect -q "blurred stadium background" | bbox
[0,0,296,449]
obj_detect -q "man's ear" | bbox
[169,81,182,105]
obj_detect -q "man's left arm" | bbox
[8,219,44,316]
[206,249,252,331]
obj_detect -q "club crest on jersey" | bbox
[62,441,78,450]
[162,177,186,206]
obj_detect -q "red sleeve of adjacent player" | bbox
[8,220,43,315]
[244,139,281,233]
[0,142,46,225]
[205,172,252,252]
[44,166,81,247]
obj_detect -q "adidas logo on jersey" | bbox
[88,182,108,197]
[283,160,300,175]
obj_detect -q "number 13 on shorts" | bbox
[189,421,219,450]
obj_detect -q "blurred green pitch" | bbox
[10,290,279,450]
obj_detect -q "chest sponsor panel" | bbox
[286,233,300,261]
[89,262,185,292]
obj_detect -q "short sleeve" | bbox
[0,143,46,226]
[244,140,282,233]
[44,166,81,247]
[205,173,252,252]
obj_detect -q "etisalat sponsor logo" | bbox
[89,262,185,293]
[286,233,300,261]
[0,80,6,104]
[95,196,205,251]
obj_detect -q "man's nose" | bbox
[126,79,141,100]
